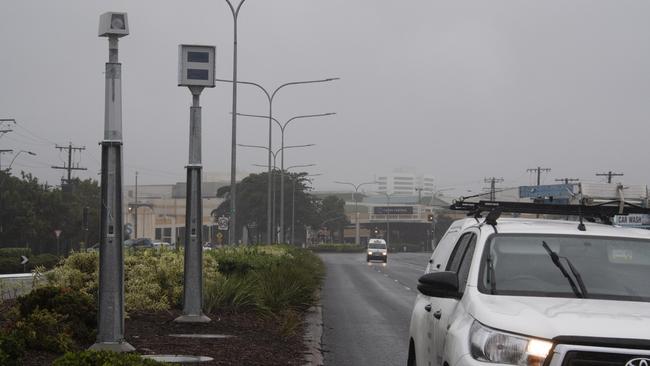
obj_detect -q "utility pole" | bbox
[0,118,15,139]
[596,171,623,184]
[0,150,13,170]
[483,177,504,201]
[555,178,579,185]
[134,171,138,239]
[51,143,87,186]
[527,167,551,186]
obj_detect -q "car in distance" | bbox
[124,238,154,250]
[408,217,650,366]
[152,241,172,250]
[367,238,388,262]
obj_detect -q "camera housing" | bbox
[178,45,216,88]
[98,12,129,38]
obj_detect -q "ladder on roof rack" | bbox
[449,200,650,223]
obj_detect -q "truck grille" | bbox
[562,351,646,366]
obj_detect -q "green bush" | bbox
[0,333,25,366]
[204,246,324,318]
[31,253,61,268]
[0,247,32,258]
[12,308,74,353]
[308,243,365,253]
[53,350,167,365]
[0,257,23,274]
[210,246,285,276]
[17,286,96,342]
[204,275,257,313]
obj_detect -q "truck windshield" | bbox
[368,243,386,249]
[480,234,650,302]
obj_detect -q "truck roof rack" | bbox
[449,200,650,228]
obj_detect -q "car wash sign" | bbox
[613,214,650,228]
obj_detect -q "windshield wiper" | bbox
[542,241,588,298]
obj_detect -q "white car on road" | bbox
[408,212,650,366]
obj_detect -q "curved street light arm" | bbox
[7,150,37,171]
[284,112,336,130]
[215,78,272,103]
[286,164,316,171]
[271,78,340,102]
[276,144,315,155]
[237,112,282,130]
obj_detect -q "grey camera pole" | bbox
[91,34,134,352]
[175,87,210,323]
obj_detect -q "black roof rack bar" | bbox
[449,200,650,220]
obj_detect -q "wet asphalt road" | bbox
[320,252,431,366]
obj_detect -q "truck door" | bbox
[430,232,477,366]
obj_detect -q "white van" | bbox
[367,238,388,262]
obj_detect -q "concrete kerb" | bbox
[303,289,324,366]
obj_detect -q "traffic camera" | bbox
[98,12,129,37]
[178,45,216,88]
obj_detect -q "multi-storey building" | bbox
[375,170,434,196]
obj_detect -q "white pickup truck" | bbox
[408,215,650,366]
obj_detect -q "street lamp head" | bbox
[98,12,129,38]
[326,77,341,82]
[27,151,36,156]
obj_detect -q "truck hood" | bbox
[468,289,650,340]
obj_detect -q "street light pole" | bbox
[383,193,393,247]
[334,181,376,246]
[238,112,334,243]
[215,77,338,244]
[6,150,37,172]
[224,0,246,246]
[238,143,315,242]
[285,166,318,245]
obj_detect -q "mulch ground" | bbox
[15,310,309,366]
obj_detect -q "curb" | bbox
[303,290,323,366]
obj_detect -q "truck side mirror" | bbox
[417,271,460,299]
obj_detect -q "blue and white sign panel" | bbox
[613,214,650,228]
[519,184,575,199]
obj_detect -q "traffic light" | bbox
[427,214,434,222]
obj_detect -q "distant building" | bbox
[122,172,234,245]
[375,169,434,196]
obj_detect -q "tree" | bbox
[215,171,321,243]
[318,195,349,242]
[0,171,100,254]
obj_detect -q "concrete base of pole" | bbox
[89,341,135,353]
[174,314,212,323]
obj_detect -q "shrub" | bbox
[0,248,32,258]
[0,257,23,274]
[203,275,257,313]
[308,243,365,252]
[53,350,167,365]
[12,308,74,353]
[0,333,25,366]
[17,286,96,342]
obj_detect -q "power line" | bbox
[51,143,87,186]
[596,171,623,184]
[527,166,551,186]
[555,178,580,185]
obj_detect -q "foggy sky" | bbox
[1,1,649,197]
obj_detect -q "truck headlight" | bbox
[368,251,373,255]
[382,252,387,255]
[469,321,552,366]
